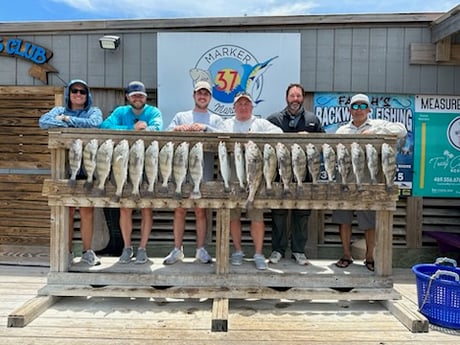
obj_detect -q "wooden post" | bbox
[375,210,393,276]
[405,197,423,249]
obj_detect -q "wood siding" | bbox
[0,14,459,95]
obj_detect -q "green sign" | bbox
[413,95,460,197]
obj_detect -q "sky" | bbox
[0,0,458,21]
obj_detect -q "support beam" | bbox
[7,295,61,328]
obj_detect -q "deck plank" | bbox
[1,265,460,344]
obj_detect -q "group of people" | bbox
[39,79,407,271]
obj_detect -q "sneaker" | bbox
[231,251,244,266]
[163,247,184,265]
[81,249,101,266]
[118,247,133,264]
[195,247,212,264]
[292,252,309,265]
[269,251,282,264]
[134,248,149,264]
[254,254,268,270]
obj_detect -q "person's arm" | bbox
[203,116,226,132]
[67,107,103,128]
[255,119,283,133]
[146,107,163,131]
[100,108,134,130]
[370,120,407,138]
[165,113,183,131]
[38,106,68,129]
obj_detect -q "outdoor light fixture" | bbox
[99,35,121,50]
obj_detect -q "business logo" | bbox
[0,37,58,84]
[190,44,277,117]
[447,116,460,151]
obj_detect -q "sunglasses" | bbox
[351,103,368,110]
[70,89,88,95]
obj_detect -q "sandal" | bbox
[335,257,353,268]
[364,260,375,272]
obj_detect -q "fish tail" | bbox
[190,191,202,199]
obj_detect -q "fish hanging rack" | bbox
[43,128,400,211]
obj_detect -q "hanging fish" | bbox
[159,141,174,194]
[275,142,292,196]
[382,143,397,192]
[306,143,321,184]
[245,141,263,209]
[189,142,204,199]
[129,139,145,200]
[144,140,159,196]
[322,143,336,183]
[218,141,231,193]
[173,141,189,199]
[365,143,379,184]
[111,139,129,202]
[263,143,277,196]
[82,139,98,191]
[336,143,351,191]
[68,139,82,187]
[351,142,365,191]
[234,141,246,192]
[291,143,307,195]
[94,139,114,196]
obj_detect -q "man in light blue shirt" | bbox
[100,81,163,265]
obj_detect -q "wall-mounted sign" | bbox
[0,37,58,83]
[413,94,460,197]
[157,32,300,126]
[313,92,414,196]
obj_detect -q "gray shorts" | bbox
[331,210,375,230]
[230,208,264,222]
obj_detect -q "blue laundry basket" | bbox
[412,257,460,329]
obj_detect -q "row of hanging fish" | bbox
[68,138,205,201]
[68,138,397,205]
[217,140,397,206]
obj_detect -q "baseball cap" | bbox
[350,93,370,106]
[233,91,253,104]
[194,81,212,93]
[126,81,147,97]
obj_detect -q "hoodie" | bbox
[38,79,103,129]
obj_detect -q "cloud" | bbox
[52,0,318,18]
[51,0,458,19]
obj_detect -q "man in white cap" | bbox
[163,80,226,265]
[332,93,407,272]
[222,91,282,270]
[101,81,163,265]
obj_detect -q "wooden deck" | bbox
[1,263,460,344]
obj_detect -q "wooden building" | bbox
[0,7,459,265]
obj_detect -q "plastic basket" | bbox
[412,257,460,329]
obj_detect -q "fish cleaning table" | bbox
[9,129,404,331]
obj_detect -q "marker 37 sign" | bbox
[0,37,57,83]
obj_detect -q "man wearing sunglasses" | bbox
[332,93,407,272]
[39,79,103,267]
[266,83,324,266]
